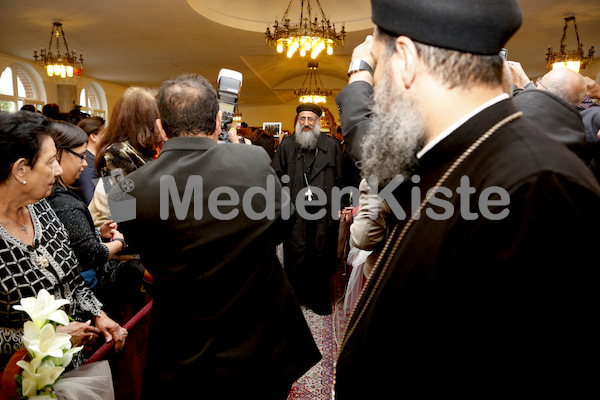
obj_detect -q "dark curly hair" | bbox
[0,111,52,183]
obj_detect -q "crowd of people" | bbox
[2,0,600,398]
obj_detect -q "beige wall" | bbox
[0,51,127,119]
[238,95,341,133]
[1,51,343,132]
[587,63,600,83]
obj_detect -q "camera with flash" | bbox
[217,69,243,142]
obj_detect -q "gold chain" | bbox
[336,111,523,368]
[0,207,29,234]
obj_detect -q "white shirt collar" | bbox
[417,93,510,159]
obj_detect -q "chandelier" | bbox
[265,0,345,59]
[33,21,84,78]
[294,62,332,104]
[545,16,594,73]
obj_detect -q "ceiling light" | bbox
[265,0,345,59]
[33,21,84,78]
[545,15,594,73]
[294,61,332,104]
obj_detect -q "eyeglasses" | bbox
[536,77,547,90]
[64,148,86,161]
[299,117,317,123]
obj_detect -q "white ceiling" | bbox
[0,0,599,108]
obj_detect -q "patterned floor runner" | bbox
[287,304,349,400]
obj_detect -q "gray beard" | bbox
[295,122,321,150]
[360,67,426,187]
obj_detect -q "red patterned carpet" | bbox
[287,304,349,400]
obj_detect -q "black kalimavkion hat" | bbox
[296,103,323,117]
[370,0,522,55]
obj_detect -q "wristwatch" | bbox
[348,59,373,77]
[113,238,126,252]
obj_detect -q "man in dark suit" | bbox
[503,61,587,160]
[117,74,320,399]
[511,84,587,160]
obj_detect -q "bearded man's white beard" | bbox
[295,121,321,150]
[360,65,426,187]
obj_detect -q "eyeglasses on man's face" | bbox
[64,148,86,161]
[536,77,547,90]
[299,117,317,123]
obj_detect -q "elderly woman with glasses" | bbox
[0,112,126,372]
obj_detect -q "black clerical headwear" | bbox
[296,103,323,117]
[370,0,522,55]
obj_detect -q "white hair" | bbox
[294,119,322,150]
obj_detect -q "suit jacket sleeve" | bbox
[335,81,374,165]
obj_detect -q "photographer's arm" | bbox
[506,61,533,89]
[228,126,240,144]
[584,76,600,100]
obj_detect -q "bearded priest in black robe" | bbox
[272,103,344,315]
[334,0,600,398]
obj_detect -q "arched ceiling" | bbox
[0,0,599,110]
[186,0,373,32]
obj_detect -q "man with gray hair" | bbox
[116,74,320,399]
[537,67,587,107]
[505,61,587,160]
[272,103,343,315]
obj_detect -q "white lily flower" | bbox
[22,321,73,359]
[21,376,38,398]
[17,356,43,377]
[18,358,64,391]
[14,290,77,398]
[13,289,70,328]
[50,344,84,367]
[35,360,64,390]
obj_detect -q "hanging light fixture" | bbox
[233,112,242,123]
[294,61,332,104]
[265,0,345,59]
[545,15,594,73]
[33,21,84,78]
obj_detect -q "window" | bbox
[0,66,44,113]
[79,84,105,119]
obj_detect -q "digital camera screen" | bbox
[219,102,235,113]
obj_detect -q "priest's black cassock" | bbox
[335,97,600,399]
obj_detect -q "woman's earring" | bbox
[22,180,26,185]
